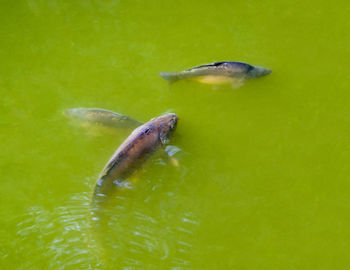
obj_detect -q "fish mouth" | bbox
[250,65,272,78]
[166,113,178,130]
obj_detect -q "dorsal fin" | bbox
[189,61,227,70]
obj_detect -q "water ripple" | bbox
[16,192,101,269]
[15,187,200,269]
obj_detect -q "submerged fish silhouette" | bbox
[64,108,142,129]
[159,61,271,88]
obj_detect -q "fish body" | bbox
[64,108,142,129]
[93,113,178,199]
[159,61,271,87]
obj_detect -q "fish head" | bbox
[63,107,100,121]
[221,62,252,77]
[246,65,272,79]
[151,113,178,145]
[225,62,250,71]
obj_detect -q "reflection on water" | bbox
[16,176,199,269]
[90,168,199,269]
[98,200,199,268]
[16,192,101,269]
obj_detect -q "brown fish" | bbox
[92,113,178,203]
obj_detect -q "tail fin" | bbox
[159,72,181,83]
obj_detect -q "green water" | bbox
[1,0,350,269]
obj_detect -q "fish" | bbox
[64,107,143,129]
[159,61,272,88]
[64,108,181,167]
[92,113,178,203]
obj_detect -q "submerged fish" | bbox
[64,108,142,129]
[92,113,178,202]
[159,61,271,88]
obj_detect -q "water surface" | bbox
[1,0,350,269]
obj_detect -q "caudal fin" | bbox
[159,72,181,83]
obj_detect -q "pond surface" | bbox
[1,0,350,269]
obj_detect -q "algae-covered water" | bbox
[1,0,350,269]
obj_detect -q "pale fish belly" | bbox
[193,75,236,85]
[192,75,245,88]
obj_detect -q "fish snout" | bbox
[167,113,178,130]
[249,65,272,78]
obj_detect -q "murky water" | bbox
[1,0,350,269]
